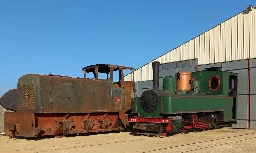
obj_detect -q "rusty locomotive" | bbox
[4,64,135,138]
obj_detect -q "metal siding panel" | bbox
[159,64,163,70]
[124,73,130,81]
[222,59,249,71]
[250,68,256,94]
[184,42,189,60]
[199,34,205,64]
[199,63,222,71]
[124,9,256,82]
[237,13,244,60]
[188,40,194,59]
[232,120,248,129]
[180,45,184,60]
[141,66,146,81]
[250,95,256,120]
[220,22,227,62]
[191,59,198,67]
[214,25,221,63]
[169,50,174,62]
[244,11,250,59]
[231,15,238,61]
[136,68,142,82]
[250,58,256,68]
[209,29,215,64]
[250,10,256,58]
[250,121,256,130]
[204,31,210,64]
[194,36,200,64]
[226,20,232,61]
[159,78,163,90]
[182,60,192,68]
[227,69,249,95]
[159,69,177,78]
[177,67,195,72]
[237,95,249,120]
[177,47,181,61]
[165,52,170,64]
[159,56,165,64]
[176,61,182,68]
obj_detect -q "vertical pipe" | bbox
[248,59,251,129]
[152,61,160,90]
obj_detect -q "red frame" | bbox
[128,117,171,123]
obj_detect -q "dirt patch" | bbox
[0,128,255,153]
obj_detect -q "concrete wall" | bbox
[135,58,256,130]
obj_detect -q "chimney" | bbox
[152,61,160,90]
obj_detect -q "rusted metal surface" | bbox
[5,64,136,137]
[4,112,36,137]
[176,72,192,91]
[4,112,123,137]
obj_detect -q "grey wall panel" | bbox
[159,69,177,78]
[227,69,249,95]
[159,78,163,90]
[251,68,256,94]
[182,60,192,68]
[135,82,140,97]
[177,67,196,72]
[159,64,163,70]
[161,62,177,70]
[135,81,152,97]
[199,63,222,71]
[250,95,256,120]
[250,121,256,130]
[250,58,256,68]
[237,95,249,120]
[191,59,198,67]
[141,80,153,89]
[169,62,177,69]
[232,120,248,129]
[176,61,183,68]
[222,59,248,71]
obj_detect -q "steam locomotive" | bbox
[128,61,238,136]
[4,64,135,138]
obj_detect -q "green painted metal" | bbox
[163,76,176,93]
[191,71,237,96]
[162,96,233,120]
[131,71,237,121]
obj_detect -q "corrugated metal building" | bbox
[124,6,256,129]
[124,6,256,82]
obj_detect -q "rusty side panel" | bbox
[4,112,35,137]
[4,112,123,137]
[123,81,135,111]
[18,74,121,113]
[118,81,135,127]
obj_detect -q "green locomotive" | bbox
[128,61,238,136]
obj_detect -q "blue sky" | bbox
[0,0,254,97]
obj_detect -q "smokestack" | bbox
[152,61,160,90]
